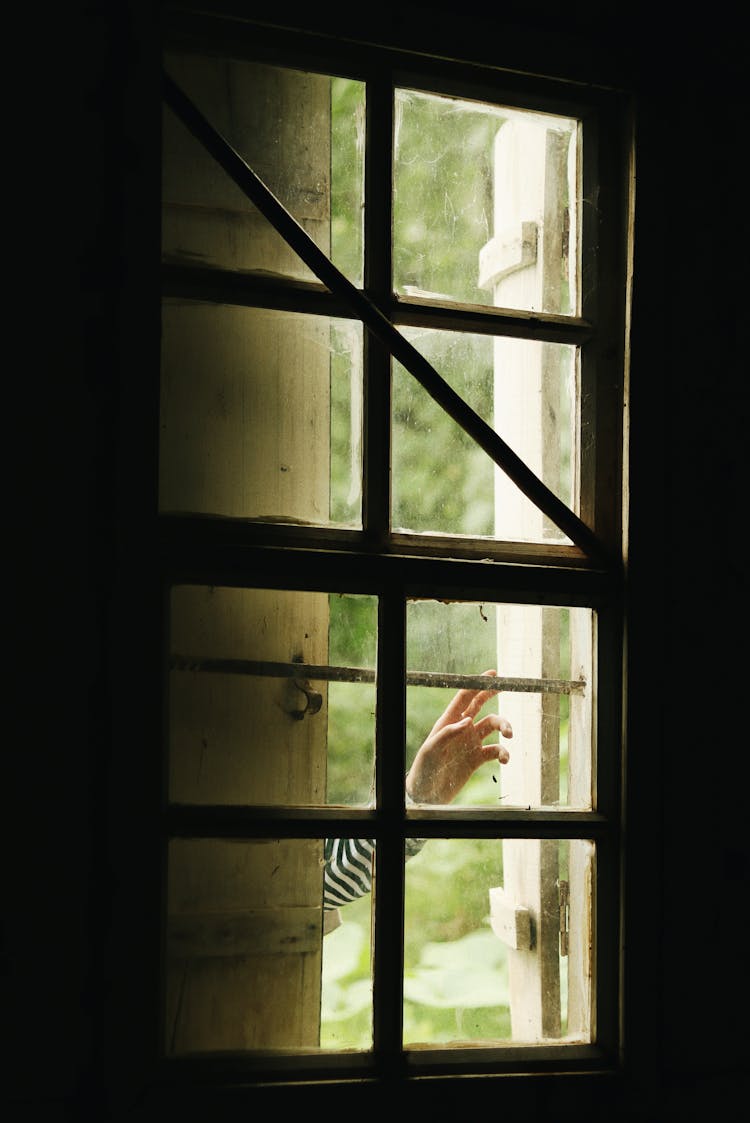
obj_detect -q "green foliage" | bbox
[404,929,511,1044]
[328,592,377,667]
[329,320,363,527]
[392,331,495,535]
[331,78,365,285]
[327,594,377,804]
[326,681,376,804]
[321,907,373,1048]
[404,839,503,950]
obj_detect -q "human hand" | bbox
[405,670,512,804]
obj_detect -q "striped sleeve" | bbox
[323,836,427,911]
[323,837,375,910]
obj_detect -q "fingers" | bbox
[433,676,492,727]
[478,741,511,765]
[473,713,513,740]
[470,714,512,764]
[457,669,498,715]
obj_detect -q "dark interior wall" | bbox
[9,3,746,1120]
[624,44,747,1114]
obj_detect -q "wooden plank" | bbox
[165,953,322,1053]
[168,906,322,958]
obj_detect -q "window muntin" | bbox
[158,21,626,1085]
[164,582,597,1054]
[165,833,595,1053]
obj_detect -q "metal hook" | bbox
[290,677,323,721]
[287,654,323,721]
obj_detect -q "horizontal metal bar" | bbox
[169,655,585,695]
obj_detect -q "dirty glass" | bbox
[402,838,594,1046]
[393,89,579,316]
[405,599,594,810]
[159,303,363,528]
[163,53,365,286]
[168,586,377,806]
[391,328,578,542]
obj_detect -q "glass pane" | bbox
[392,328,578,542]
[405,599,593,810]
[159,302,363,528]
[403,838,594,1046]
[163,53,365,286]
[394,89,578,315]
[168,586,377,806]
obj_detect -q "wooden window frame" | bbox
[135,9,633,1098]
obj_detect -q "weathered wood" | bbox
[162,53,330,280]
[166,837,326,1051]
[168,906,322,958]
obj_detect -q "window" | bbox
[157,12,630,1089]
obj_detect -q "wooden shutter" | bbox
[160,55,332,1051]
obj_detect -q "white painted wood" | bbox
[478,221,538,288]
[489,886,532,951]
